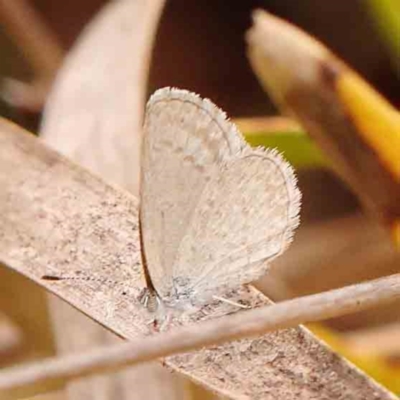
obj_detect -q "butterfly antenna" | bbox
[41,273,120,286]
[42,275,64,281]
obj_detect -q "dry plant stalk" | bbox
[0,119,397,399]
[0,273,399,391]
[247,10,400,243]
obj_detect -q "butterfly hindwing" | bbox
[172,149,300,305]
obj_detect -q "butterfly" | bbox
[139,88,300,312]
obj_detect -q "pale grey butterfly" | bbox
[42,87,300,319]
[139,87,300,315]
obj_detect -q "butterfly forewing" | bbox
[140,88,246,301]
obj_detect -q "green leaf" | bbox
[245,130,328,169]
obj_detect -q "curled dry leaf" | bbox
[247,10,400,245]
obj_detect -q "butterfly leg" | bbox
[138,288,172,330]
[138,287,159,311]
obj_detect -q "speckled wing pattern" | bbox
[140,88,300,307]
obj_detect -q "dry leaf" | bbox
[247,10,400,244]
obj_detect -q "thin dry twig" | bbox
[0,110,396,399]
[0,273,399,391]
